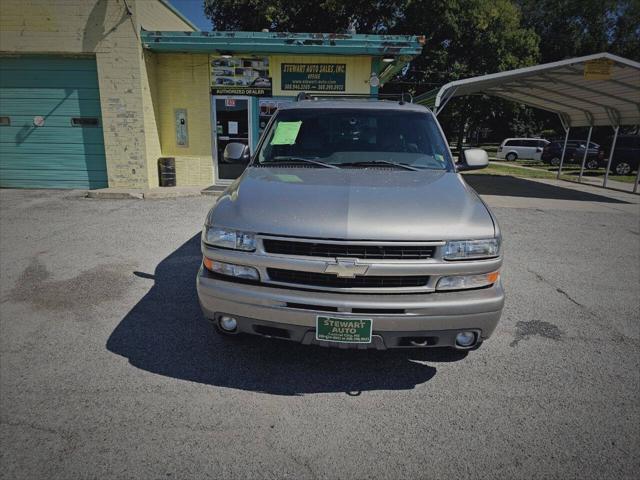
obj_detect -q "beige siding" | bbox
[137,0,196,31]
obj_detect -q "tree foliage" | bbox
[517,0,640,62]
[203,0,406,32]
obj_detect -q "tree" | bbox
[517,0,640,62]
[390,0,539,150]
[203,0,406,33]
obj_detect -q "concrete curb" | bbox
[86,190,144,200]
[86,187,213,200]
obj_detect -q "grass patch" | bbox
[463,163,557,179]
[562,169,637,184]
[487,160,637,183]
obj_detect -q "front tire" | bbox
[586,158,599,170]
[550,156,561,166]
[505,152,517,162]
[613,161,632,176]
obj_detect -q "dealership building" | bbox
[0,0,423,189]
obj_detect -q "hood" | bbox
[208,167,496,241]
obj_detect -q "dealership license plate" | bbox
[316,316,373,344]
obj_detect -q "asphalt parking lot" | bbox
[1,175,639,479]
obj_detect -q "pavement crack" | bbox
[554,287,583,307]
[527,268,584,307]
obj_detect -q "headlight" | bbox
[202,226,256,251]
[203,257,260,281]
[444,238,500,260]
[437,271,499,291]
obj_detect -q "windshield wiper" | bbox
[338,160,420,171]
[265,156,339,169]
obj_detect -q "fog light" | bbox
[219,315,238,332]
[456,331,476,347]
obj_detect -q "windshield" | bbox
[255,108,453,170]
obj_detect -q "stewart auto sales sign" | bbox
[281,63,346,91]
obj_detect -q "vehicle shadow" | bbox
[463,174,629,203]
[106,234,467,396]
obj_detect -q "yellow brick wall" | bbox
[270,54,373,96]
[155,53,214,186]
[0,0,195,189]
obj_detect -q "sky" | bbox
[167,0,211,31]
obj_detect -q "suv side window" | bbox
[504,140,517,146]
[617,137,631,148]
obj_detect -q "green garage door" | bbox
[0,56,108,189]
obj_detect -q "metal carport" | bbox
[416,53,640,193]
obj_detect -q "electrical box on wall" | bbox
[175,108,188,147]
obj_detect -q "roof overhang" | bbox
[141,30,424,58]
[416,53,640,127]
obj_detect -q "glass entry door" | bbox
[213,97,251,181]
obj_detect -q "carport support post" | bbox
[603,126,620,188]
[556,126,571,179]
[578,125,593,182]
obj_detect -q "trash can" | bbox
[158,157,176,187]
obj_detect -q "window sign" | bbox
[270,121,302,145]
[210,56,272,96]
[281,63,346,91]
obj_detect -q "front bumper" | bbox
[197,267,505,349]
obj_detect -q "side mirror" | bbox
[223,142,250,164]
[457,148,489,171]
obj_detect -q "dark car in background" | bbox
[541,140,602,168]
[603,135,639,175]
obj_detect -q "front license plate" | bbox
[316,316,373,344]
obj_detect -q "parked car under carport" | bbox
[541,140,603,169]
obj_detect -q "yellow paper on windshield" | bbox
[270,121,302,145]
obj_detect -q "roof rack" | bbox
[294,92,413,104]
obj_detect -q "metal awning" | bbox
[142,31,424,58]
[417,53,640,128]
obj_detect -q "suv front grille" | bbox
[267,268,429,289]
[263,239,436,260]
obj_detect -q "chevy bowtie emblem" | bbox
[324,258,369,278]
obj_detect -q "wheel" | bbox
[550,156,561,166]
[613,161,632,175]
[586,158,599,170]
[505,152,517,161]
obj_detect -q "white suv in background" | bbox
[497,138,549,161]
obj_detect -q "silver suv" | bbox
[197,99,504,350]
